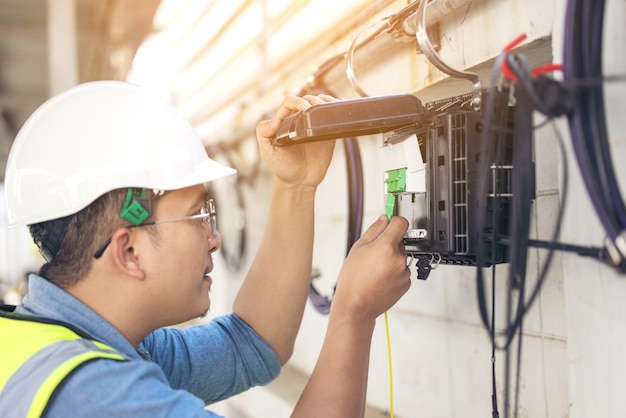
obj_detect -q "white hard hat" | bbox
[4,80,236,227]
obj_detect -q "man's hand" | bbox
[256,94,338,190]
[292,215,411,417]
[333,215,411,321]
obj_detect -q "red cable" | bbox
[531,63,564,77]
[500,34,563,81]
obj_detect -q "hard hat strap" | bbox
[29,215,73,262]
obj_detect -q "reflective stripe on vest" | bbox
[0,312,128,418]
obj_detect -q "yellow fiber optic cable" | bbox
[384,311,394,418]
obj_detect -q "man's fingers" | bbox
[256,117,280,140]
[382,216,409,245]
[353,215,409,250]
[257,94,341,139]
[274,95,312,120]
[301,94,339,105]
[352,215,389,249]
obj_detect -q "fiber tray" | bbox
[273,93,426,145]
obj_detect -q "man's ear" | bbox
[108,228,146,280]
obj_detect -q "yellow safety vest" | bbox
[0,307,128,418]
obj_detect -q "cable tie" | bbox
[615,231,626,259]
[604,236,626,267]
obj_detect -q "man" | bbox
[0,81,410,417]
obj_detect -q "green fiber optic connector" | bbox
[385,168,407,194]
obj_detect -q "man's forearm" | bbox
[292,312,376,417]
[233,178,316,363]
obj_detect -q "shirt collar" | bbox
[20,274,143,360]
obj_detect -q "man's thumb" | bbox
[352,215,389,249]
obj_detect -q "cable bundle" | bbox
[563,0,626,271]
[474,33,576,417]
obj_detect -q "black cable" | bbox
[526,239,606,260]
[513,315,524,418]
[485,118,570,346]
[476,50,576,354]
[505,55,535,348]
[474,50,512,336]
[490,264,500,418]
[502,58,577,333]
[475,43,578,417]
[473,51,510,418]
[345,136,365,249]
[564,0,626,271]
[307,138,364,314]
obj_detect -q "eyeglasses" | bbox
[93,199,217,259]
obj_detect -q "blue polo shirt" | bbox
[13,274,281,417]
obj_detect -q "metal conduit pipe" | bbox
[401,0,477,36]
[317,0,480,95]
[204,0,478,146]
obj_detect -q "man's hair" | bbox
[29,189,130,289]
